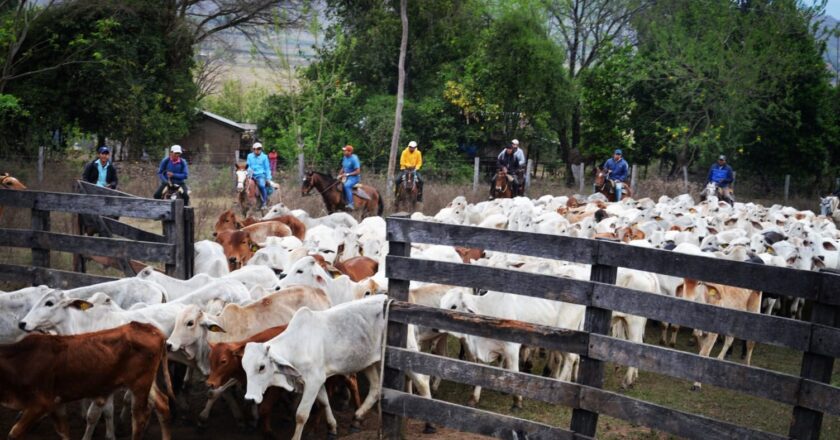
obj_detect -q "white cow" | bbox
[0,285,56,343]
[242,296,431,440]
[278,256,382,304]
[65,278,167,308]
[194,240,230,277]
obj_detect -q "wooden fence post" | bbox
[570,239,617,437]
[732,171,737,191]
[37,146,45,184]
[630,165,638,196]
[835,177,839,192]
[525,159,533,191]
[682,166,688,193]
[183,206,195,279]
[382,214,412,439]
[473,157,480,192]
[784,175,791,202]
[788,270,839,440]
[162,199,185,278]
[30,205,51,282]
[298,152,305,183]
[579,162,585,194]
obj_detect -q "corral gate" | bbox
[0,182,194,288]
[381,214,840,440]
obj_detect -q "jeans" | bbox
[395,171,423,195]
[254,175,268,205]
[614,181,624,201]
[344,175,360,207]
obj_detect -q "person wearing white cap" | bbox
[395,141,424,202]
[246,142,272,208]
[154,144,190,205]
[492,139,526,197]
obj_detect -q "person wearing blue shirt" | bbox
[154,144,190,206]
[82,146,118,189]
[246,142,272,208]
[337,145,361,210]
[707,154,735,202]
[603,149,629,201]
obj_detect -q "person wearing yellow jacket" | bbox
[396,141,424,202]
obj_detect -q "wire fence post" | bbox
[579,162,585,194]
[630,165,638,196]
[732,171,737,191]
[784,174,791,202]
[298,152,305,183]
[234,150,239,164]
[682,166,688,193]
[525,159,533,191]
[834,177,838,193]
[472,157,479,192]
[37,146,45,183]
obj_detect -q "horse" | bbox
[490,169,514,199]
[820,195,839,222]
[301,171,383,218]
[394,167,419,211]
[234,163,261,217]
[0,173,27,219]
[700,182,734,205]
[594,167,632,202]
[161,180,187,202]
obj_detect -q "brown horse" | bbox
[0,173,27,219]
[594,167,632,202]
[301,171,383,218]
[234,163,261,217]
[490,169,514,199]
[394,167,419,211]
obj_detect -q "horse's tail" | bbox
[377,190,384,216]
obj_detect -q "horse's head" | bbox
[301,171,315,196]
[494,169,508,192]
[702,182,718,199]
[1,173,26,190]
[234,164,248,192]
[594,168,607,188]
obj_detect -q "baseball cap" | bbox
[253,142,263,150]
[342,145,353,153]
[718,155,726,161]
[98,146,110,154]
[408,141,418,148]
[512,139,519,146]
[170,145,182,154]
[614,149,623,155]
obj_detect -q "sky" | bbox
[825,0,840,18]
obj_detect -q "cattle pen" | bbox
[0,182,194,288]
[381,214,840,440]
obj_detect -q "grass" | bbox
[2,157,839,438]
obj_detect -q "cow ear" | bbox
[813,257,826,269]
[823,242,837,251]
[68,299,93,311]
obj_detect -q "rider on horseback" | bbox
[603,149,629,201]
[154,145,190,206]
[492,143,524,198]
[395,141,423,202]
[246,142,272,209]
[707,154,734,203]
[338,145,361,211]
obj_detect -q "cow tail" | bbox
[377,191,384,216]
[157,351,178,403]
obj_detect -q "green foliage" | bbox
[201,80,269,124]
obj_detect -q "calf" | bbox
[242,296,432,440]
[311,254,379,281]
[206,325,362,438]
[0,322,173,440]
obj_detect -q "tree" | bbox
[386,0,408,203]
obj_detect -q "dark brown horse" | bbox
[594,167,632,202]
[302,171,383,218]
[394,167,419,211]
[0,173,26,219]
[490,169,514,199]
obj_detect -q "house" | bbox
[176,111,257,163]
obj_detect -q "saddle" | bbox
[335,182,370,200]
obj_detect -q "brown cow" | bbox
[0,322,174,440]
[310,254,378,281]
[207,325,361,438]
[215,229,259,270]
[454,247,485,263]
[214,210,306,240]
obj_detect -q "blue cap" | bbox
[98,146,110,154]
[614,149,623,155]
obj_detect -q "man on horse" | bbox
[246,142,273,209]
[82,146,118,189]
[492,143,524,198]
[602,149,629,201]
[338,145,361,211]
[154,145,190,206]
[395,141,424,202]
[707,154,735,204]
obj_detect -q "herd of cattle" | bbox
[1,190,839,439]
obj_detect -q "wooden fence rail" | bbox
[0,185,193,287]
[381,215,840,440]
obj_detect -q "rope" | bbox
[378,297,394,440]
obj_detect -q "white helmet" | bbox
[253,142,263,150]
[170,145,182,154]
[511,139,519,146]
[408,141,418,148]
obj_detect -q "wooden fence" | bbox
[381,215,840,440]
[0,182,194,288]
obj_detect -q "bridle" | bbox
[494,170,508,194]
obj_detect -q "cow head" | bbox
[216,230,259,269]
[214,209,241,237]
[243,343,302,404]
[207,342,241,389]
[18,289,88,333]
[166,305,219,360]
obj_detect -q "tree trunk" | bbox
[560,124,575,187]
[386,0,409,207]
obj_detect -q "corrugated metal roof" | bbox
[201,110,257,132]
